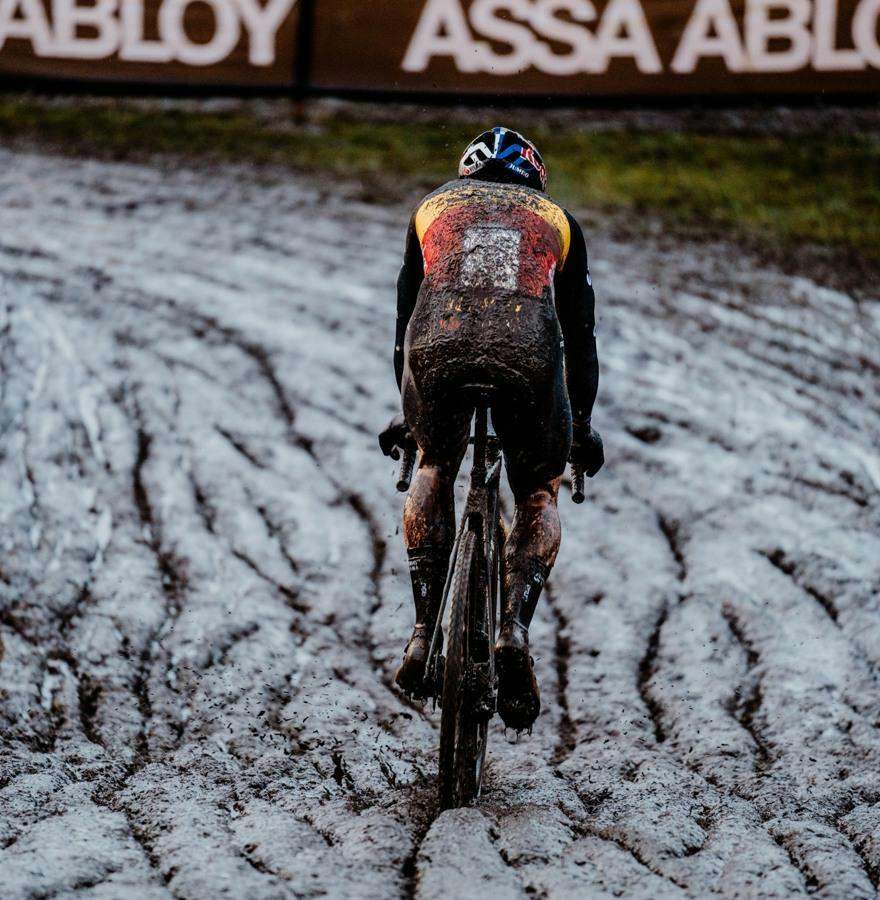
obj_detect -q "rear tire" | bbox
[438,529,482,810]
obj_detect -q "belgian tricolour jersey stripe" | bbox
[414,180,571,271]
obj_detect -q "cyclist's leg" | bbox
[394,374,470,696]
[503,477,562,626]
[490,373,572,730]
[495,372,571,628]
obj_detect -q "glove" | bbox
[570,420,604,478]
[378,413,416,460]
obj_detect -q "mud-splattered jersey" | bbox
[413,180,571,298]
[395,178,599,422]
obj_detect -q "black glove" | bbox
[570,420,604,477]
[378,413,416,460]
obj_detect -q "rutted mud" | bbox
[1,148,878,899]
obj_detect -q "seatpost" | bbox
[470,398,488,487]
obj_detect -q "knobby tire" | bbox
[438,529,481,810]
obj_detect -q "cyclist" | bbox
[379,127,604,732]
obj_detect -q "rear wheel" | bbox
[438,529,486,810]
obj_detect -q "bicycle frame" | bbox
[424,394,503,700]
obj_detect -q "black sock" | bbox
[503,558,550,631]
[406,546,451,628]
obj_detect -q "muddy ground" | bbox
[1,147,879,899]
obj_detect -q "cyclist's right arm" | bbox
[394,213,424,390]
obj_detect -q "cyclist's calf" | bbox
[403,456,458,554]
[395,456,460,698]
[503,479,562,632]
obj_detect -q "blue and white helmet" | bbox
[458,126,547,192]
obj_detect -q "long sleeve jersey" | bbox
[393,179,599,423]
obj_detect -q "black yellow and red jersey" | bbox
[395,178,598,423]
[414,179,571,297]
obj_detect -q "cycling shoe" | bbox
[395,624,433,699]
[495,625,540,732]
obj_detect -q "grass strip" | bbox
[1,96,878,260]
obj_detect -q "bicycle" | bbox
[394,392,585,810]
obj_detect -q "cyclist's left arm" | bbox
[555,210,604,477]
[394,214,424,390]
[555,210,599,423]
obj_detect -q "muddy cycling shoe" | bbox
[494,624,541,732]
[395,624,433,699]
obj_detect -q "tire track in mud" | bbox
[545,584,577,767]
[720,604,773,770]
[1,148,879,899]
[130,254,434,823]
[136,290,418,725]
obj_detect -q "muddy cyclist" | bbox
[379,126,604,733]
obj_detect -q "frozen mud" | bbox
[1,148,879,899]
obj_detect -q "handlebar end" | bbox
[571,463,586,504]
[396,447,417,493]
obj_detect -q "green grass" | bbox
[2,97,878,260]
[548,130,880,254]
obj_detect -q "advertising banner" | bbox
[311,0,880,96]
[1,0,878,95]
[0,0,300,85]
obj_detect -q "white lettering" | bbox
[813,0,863,69]
[1,0,297,64]
[0,0,53,53]
[672,0,746,72]
[120,0,172,61]
[471,0,534,74]
[594,0,661,72]
[159,0,238,66]
[2,0,875,77]
[853,0,880,67]
[745,0,811,71]
[402,0,485,73]
[52,0,120,59]
[529,0,596,75]
[238,0,293,65]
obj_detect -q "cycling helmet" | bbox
[458,126,547,192]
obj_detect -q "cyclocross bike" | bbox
[394,391,585,809]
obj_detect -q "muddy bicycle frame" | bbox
[423,393,502,701]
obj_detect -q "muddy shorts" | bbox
[401,289,572,497]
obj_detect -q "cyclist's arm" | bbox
[555,211,599,422]
[395,215,424,390]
